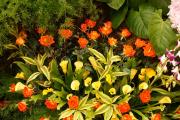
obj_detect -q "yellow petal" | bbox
[92,81,101,90]
[71,80,80,91]
[74,61,83,71]
[130,69,137,80]
[122,84,132,94]
[15,72,25,80]
[159,96,171,104]
[106,74,112,85]
[109,88,116,95]
[139,82,148,90]
[59,60,68,74]
[89,56,98,70]
[146,68,156,79]
[84,77,92,87]
[138,74,145,81]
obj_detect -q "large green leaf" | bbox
[111,5,128,29]
[148,13,177,56]
[59,109,75,119]
[104,107,113,120]
[126,5,155,38]
[27,72,41,84]
[96,0,111,2]
[107,0,125,10]
[88,48,106,64]
[40,66,50,81]
[95,104,110,115]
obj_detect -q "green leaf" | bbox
[79,95,89,109]
[51,77,65,86]
[66,59,73,86]
[104,107,113,120]
[73,111,84,120]
[21,56,36,65]
[88,48,106,64]
[148,13,177,56]
[107,0,125,10]
[57,100,66,110]
[99,65,111,81]
[111,72,129,77]
[126,5,155,38]
[78,104,94,110]
[132,109,149,120]
[112,96,120,103]
[96,0,111,2]
[29,94,42,103]
[59,109,75,119]
[110,55,121,63]
[27,72,41,84]
[49,59,61,78]
[4,44,18,49]
[97,91,112,104]
[111,5,128,29]
[95,104,110,115]
[40,66,50,81]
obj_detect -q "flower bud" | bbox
[122,84,132,95]
[139,82,148,90]
[84,77,92,87]
[71,80,80,91]
[59,60,68,74]
[106,74,112,85]
[74,61,83,71]
[109,88,116,95]
[92,81,101,90]
[159,96,171,104]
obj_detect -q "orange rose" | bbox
[23,86,33,98]
[78,38,88,48]
[68,96,79,109]
[39,35,55,47]
[16,37,26,46]
[121,114,132,120]
[87,31,100,40]
[139,89,151,103]
[93,102,101,110]
[59,29,73,39]
[63,115,73,120]
[45,99,57,110]
[104,21,112,29]
[98,25,112,36]
[117,102,131,114]
[123,45,136,57]
[135,38,146,48]
[81,23,87,32]
[10,83,16,92]
[85,19,96,28]
[121,28,131,38]
[108,37,117,46]
[143,42,156,57]
[36,27,46,34]
[151,113,161,120]
[18,101,27,112]
[19,31,27,39]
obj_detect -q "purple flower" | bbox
[166,50,175,61]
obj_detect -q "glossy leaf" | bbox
[111,72,129,77]
[97,91,112,104]
[21,56,36,65]
[79,95,89,109]
[96,0,111,3]
[107,0,125,10]
[88,48,106,64]
[27,72,41,84]
[59,109,75,119]
[73,111,84,120]
[99,65,111,81]
[95,104,110,115]
[104,107,113,120]
[40,66,50,81]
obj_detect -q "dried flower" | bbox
[45,99,57,110]
[39,35,55,47]
[98,26,112,36]
[68,96,79,109]
[78,38,88,48]
[139,89,151,103]
[18,101,27,112]
[123,45,136,57]
[59,29,73,39]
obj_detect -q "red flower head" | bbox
[135,38,146,48]
[121,114,132,120]
[63,115,73,120]
[143,42,156,57]
[81,23,87,32]
[108,37,117,46]
[104,21,112,29]
[45,99,58,110]
[123,45,136,57]
[39,35,55,47]
[59,29,73,39]
[68,96,79,109]
[18,101,27,112]
[117,102,131,114]
[139,89,151,103]
[93,102,101,110]
[85,19,96,28]
[87,31,100,40]
[16,37,26,46]
[78,38,88,48]
[151,113,161,120]
[121,28,131,38]
[10,83,16,92]
[23,86,33,98]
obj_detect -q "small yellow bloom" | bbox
[92,81,101,90]
[42,88,54,95]
[15,72,25,79]
[89,56,98,70]
[139,82,148,90]
[109,88,116,95]
[130,69,137,80]
[66,93,73,100]
[74,61,83,71]
[122,84,132,94]
[15,82,25,92]
[59,60,68,74]
[82,71,90,79]
[106,74,112,85]
[159,96,171,104]
[42,90,48,95]
[71,80,80,91]
[139,68,156,81]
[84,77,92,87]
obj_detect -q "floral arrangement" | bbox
[0,0,180,120]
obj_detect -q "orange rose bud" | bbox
[151,113,161,120]
[36,27,46,34]
[87,31,100,40]
[143,42,156,57]
[68,96,79,109]
[59,29,73,39]
[39,35,55,47]
[121,114,132,120]
[93,102,101,110]
[23,86,33,98]
[139,89,151,103]
[19,31,27,39]
[108,37,117,46]
[117,102,131,114]
[81,23,87,32]
[16,37,26,46]
[63,115,73,120]
[123,45,136,57]
[18,101,27,112]
[78,38,88,48]
[121,28,131,38]
[104,21,112,29]
[135,38,146,48]
[85,19,96,28]
[45,99,57,110]
[98,26,112,36]
[10,83,16,92]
